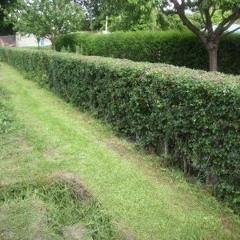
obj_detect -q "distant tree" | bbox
[106,1,160,31]
[0,0,16,35]
[71,0,186,32]
[72,0,162,31]
[109,4,159,31]
[72,0,104,30]
[6,0,84,48]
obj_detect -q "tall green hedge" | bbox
[1,47,240,212]
[55,31,240,75]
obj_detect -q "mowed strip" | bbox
[0,63,239,240]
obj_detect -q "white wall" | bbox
[16,33,52,47]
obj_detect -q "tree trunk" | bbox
[163,139,169,155]
[183,158,191,177]
[206,43,218,72]
[37,37,40,48]
[50,38,55,50]
[206,171,214,186]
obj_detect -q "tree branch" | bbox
[170,0,207,45]
[204,7,213,36]
[200,9,207,26]
[215,10,240,38]
[223,26,240,37]
[209,4,216,19]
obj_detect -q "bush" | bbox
[1,47,240,212]
[55,31,240,75]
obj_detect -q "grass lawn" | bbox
[0,63,240,239]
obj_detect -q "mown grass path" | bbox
[1,63,240,239]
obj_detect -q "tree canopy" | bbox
[72,0,188,31]
[0,0,16,35]
[164,0,240,71]
[4,0,240,71]
[105,0,240,71]
[6,0,84,47]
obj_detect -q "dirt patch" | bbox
[117,221,135,240]
[221,215,240,237]
[45,146,79,162]
[103,137,145,164]
[45,146,63,156]
[62,223,93,240]
[0,136,33,161]
[106,140,133,158]
[51,172,136,239]
[45,146,67,161]
[52,172,92,201]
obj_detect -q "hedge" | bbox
[0,47,240,212]
[55,31,240,75]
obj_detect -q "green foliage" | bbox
[55,31,240,75]
[108,0,240,71]
[0,0,16,35]
[72,0,106,31]
[5,0,84,46]
[73,0,189,31]
[1,47,240,212]
[107,0,240,27]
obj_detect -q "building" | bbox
[0,33,51,47]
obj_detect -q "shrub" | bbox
[1,47,240,212]
[55,31,240,75]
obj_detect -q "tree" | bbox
[72,0,104,30]
[72,0,186,32]
[105,0,160,31]
[106,0,240,71]
[109,4,160,31]
[73,0,162,31]
[0,0,16,35]
[6,0,47,44]
[163,0,240,71]
[6,0,84,48]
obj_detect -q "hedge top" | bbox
[55,30,240,75]
[7,47,240,86]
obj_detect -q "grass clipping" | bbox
[0,176,121,240]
